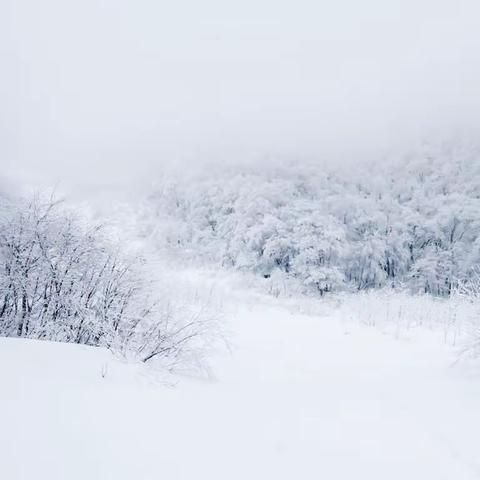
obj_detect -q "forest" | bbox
[139,143,480,297]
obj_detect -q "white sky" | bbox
[2,0,480,194]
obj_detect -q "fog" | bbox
[2,0,480,196]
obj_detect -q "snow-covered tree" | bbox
[0,194,218,372]
[137,142,480,297]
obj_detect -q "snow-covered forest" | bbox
[140,143,480,297]
[4,142,480,364]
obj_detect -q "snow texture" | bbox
[1,289,479,480]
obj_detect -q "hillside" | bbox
[1,291,479,480]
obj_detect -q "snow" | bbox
[1,296,480,480]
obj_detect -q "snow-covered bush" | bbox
[0,194,219,373]
[331,289,463,342]
[455,270,480,359]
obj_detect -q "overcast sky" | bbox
[2,0,480,194]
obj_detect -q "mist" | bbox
[2,0,480,196]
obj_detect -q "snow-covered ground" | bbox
[1,293,480,480]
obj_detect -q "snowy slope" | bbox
[1,299,480,480]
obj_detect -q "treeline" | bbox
[140,142,480,296]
